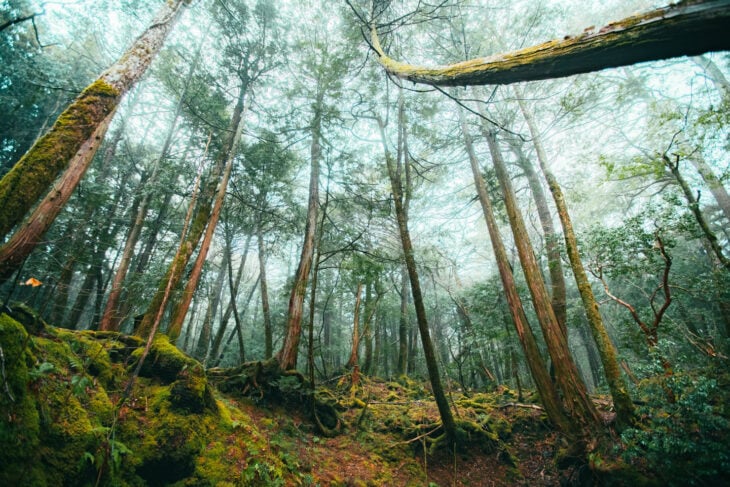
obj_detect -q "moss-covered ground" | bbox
[1,306,664,486]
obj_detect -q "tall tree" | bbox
[480,124,601,433]
[375,94,457,443]
[512,85,635,430]
[458,105,575,437]
[0,0,191,243]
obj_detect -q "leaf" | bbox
[23,277,43,287]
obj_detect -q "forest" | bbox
[1,0,729,485]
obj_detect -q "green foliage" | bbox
[621,374,730,485]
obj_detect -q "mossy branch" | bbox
[370,1,730,87]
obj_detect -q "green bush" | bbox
[621,374,730,485]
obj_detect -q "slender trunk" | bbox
[396,92,413,377]
[0,0,189,242]
[578,321,603,391]
[136,87,244,338]
[509,140,567,333]
[258,229,273,359]
[692,55,730,99]
[209,232,250,362]
[276,96,322,371]
[215,273,259,366]
[346,283,363,369]
[377,108,457,442]
[362,282,374,374]
[100,43,201,331]
[687,153,730,224]
[459,107,574,435]
[397,266,409,376]
[192,249,229,361]
[665,155,729,269]
[514,88,635,429]
[373,313,381,377]
[181,296,200,353]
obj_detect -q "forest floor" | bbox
[0,309,624,487]
[232,377,591,486]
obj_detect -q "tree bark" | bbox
[513,88,635,429]
[258,228,273,359]
[481,125,601,434]
[0,0,190,241]
[369,1,730,87]
[346,282,364,369]
[458,106,574,436]
[377,107,457,442]
[276,94,322,371]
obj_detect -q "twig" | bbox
[393,423,443,445]
[497,402,543,410]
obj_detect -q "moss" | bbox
[0,313,42,485]
[130,335,199,383]
[0,79,120,238]
[169,365,216,414]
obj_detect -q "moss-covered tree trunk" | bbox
[0,0,190,243]
[482,127,602,435]
[513,89,636,429]
[369,1,730,87]
[458,107,575,437]
[135,87,245,339]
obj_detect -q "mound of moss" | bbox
[0,309,295,486]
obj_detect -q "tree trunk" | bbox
[688,153,730,224]
[692,55,730,99]
[369,1,730,87]
[513,88,635,429]
[482,126,601,434]
[276,95,322,371]
[458,106,574,436]
[258,228,273,359]
[377,108,457,443]
[0,0,189,242]
[665,155,729,269]
[508,139,567,333]
[346,283,363,369]
[136,86,245,338]
[397,266,410,376]
[209,232,250,362]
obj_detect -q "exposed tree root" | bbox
[207,358,342,436]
